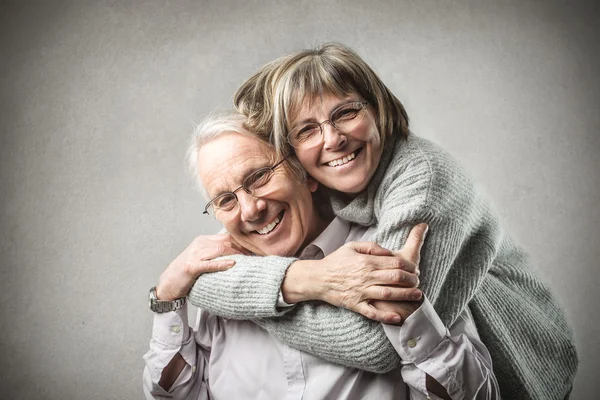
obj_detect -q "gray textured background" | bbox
[1,1,598,399]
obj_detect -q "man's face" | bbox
[197,132,322,257]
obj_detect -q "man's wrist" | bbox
[149,286,187,313]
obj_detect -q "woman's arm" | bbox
[186,226,426,373]
[188,252,406,372]
[335,136,577,398]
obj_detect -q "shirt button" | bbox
[407,338,417,348]
[171,325,181,333]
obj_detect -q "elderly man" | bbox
[143,114,499,399]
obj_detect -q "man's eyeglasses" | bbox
[287,100,369,149]
[203,157,288,217]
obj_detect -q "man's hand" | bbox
[156,234,249,301]
[296,223,428,324]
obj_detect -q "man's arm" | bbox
[142,306,209,399]
[378,298,499,399]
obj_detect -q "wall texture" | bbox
[1,1,598,398]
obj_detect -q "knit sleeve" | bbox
[371,144,501,326]
[368,139,578,398]
[256,302,402,373]
[188,254,294,318]
[188,254,402,373]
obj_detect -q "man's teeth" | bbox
[256,215,281,235]
[328,152,356,167]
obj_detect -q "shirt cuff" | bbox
[382,296,448,364]
[276,290,295,308]
[151,303,191,347]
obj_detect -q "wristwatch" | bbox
[148,286,187,313]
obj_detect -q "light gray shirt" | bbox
[143,218,499,399]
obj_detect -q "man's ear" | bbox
[307,176,319,193]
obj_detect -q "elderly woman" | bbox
[144,113,498,399]
[187,44,577,399]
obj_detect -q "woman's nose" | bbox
[322,124,347,150]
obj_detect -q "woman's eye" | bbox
[295,125,319,141]
[333,107,359,122]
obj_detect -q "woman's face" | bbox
[288,92,383,194]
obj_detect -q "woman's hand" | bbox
[155,234,250,301]
[369,298,424,325]
[284,224,428,323]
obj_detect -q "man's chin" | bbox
[255,243,299,258]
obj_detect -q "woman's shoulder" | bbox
[393,134,465,173]
[379,133,478,215]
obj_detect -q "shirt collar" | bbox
[299,217,351,259]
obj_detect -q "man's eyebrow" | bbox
[210,160,273,196]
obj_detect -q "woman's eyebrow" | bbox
[293,98,361,126]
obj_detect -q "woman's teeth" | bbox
[256,215,281,235]
[328,151,356,167]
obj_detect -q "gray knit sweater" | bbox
[190,134,578,399]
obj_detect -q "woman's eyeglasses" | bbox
[287,101,369,149]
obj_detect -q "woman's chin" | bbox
[327,176,370,194]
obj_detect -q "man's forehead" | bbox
[200,134,278,195]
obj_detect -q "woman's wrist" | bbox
[280,260,322,303]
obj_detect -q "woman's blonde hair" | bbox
[234,43,409,157]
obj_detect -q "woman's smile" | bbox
[292,92,382,194]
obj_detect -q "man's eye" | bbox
[215,195,236,210]
[246,169,272,190]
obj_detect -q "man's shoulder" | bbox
[345,222,377,244]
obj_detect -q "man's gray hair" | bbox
[187,112,307,200]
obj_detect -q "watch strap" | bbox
[149,286,187,313]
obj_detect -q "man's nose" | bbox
[322,123,348,151]
[237,191,267,222]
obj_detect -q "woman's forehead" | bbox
[290,91,358,122]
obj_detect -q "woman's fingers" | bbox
[363,286,423,302]
[353,302,402,324]
[392,223,429,264]
[368,268,420,287]
[367,257,419,274]
[187,259,236,276]
[346,241,393,256]
[189,235,249,261]
[370,299,424,325]
[204,234,252,255]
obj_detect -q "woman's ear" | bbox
[307,176,319,193]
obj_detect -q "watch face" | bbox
[149,287,158,311]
